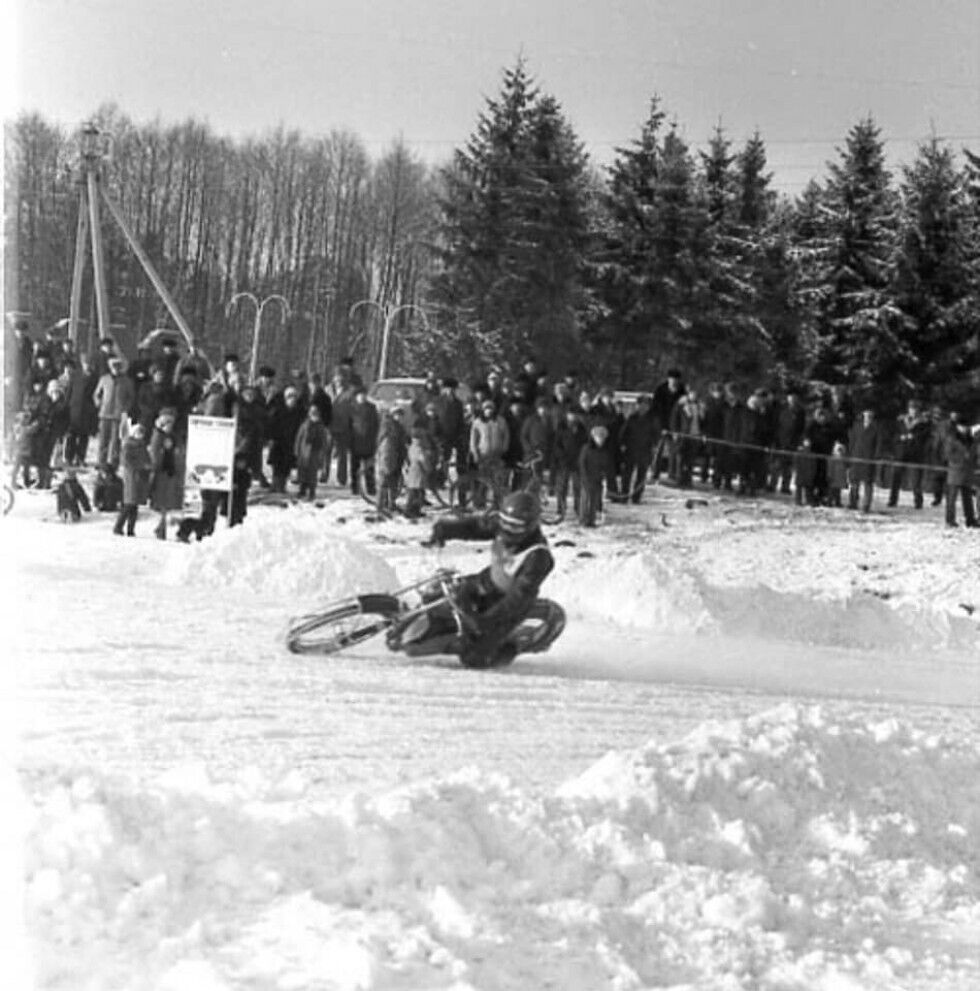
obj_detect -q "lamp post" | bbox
[347,300,430,380]
[227,292,290,382]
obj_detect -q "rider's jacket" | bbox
[431,513,554,663]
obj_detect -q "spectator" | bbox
[942,418,978,528]
[114,423,151,536]
[94,355,136,468]
[804,405,836,505]
[847,407,885,513]
[173,367,203,445]
[158,337,182,384]
[436,376,467,480]
[235,383,268,485]
[375,410,408,514]
[579,423,615,527]
[10,411,39,489]
[349,385,380,496]
[827,441,848,507]
[671,390,705,489]
[267,386,305,492]
[717,383,746,492]
[702,381,726,488]
[93,464,123,512]
[520,396,554,490]
[293,404,330,500]
[552,407,587,520]
[325,371,355,486]
[64,354,99,466]
[469,397,510,508]
[888,398,930,509]
[404,423,437,518]
[137,364,177,437]
[147,408,183,539]
[794,439,817,506]
[38,379,70,487]
[770,390,806,494]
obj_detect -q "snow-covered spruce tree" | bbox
[431,59,592,375]
[792,117,905,403]
[893,138,980,404]
[589,102,714,384]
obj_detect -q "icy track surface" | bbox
[5,488,980,990]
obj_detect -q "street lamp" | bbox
[347,300,430,380]
[227,292,290,382]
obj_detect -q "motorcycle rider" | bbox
[390,490,556,668]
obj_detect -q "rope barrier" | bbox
[664,431,956,475]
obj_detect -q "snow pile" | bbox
[161,510,397,600]
[24,705,980,990]
[550,547,714,634]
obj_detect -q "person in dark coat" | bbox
[578,423,615,527]
[114,423,152,536]
[234,383,269,486]
[267,385,305,492]
[93,464,123,512]
[701,382,726,488]
[717,383,746,492]
[670,391,706,489]
[10,411,39,489]
[736,391,770,496]
[56,468,92,522]
[136,365,177,438]
[793,439,818,506]
[519,396,553,489]
[590,388,624,493]
[63,355,99,466]
[325,372,355,487]
[436,377,467,477]
[552,408,588,519]
[770,391,806,494]
[887,399,930,509]
[847,407,885,512]
[147,408,184,539]
[651,368,686,436]
[293,404,330,499]
[943,418,978,528]
[803,405,836,505]
[375,410,408,513]
[349,386,380,496]
[621,395,657,503]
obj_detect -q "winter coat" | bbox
[267,402,306,473]
[405,429,438,488]
[293,419,330,470]
[652,381,686,432]
[375,417,408,479]
[794,445,818,487]
[520,413,554,465]
[622,409,658,459]
[944,427,976,487]
[148,428,184,511]
[470,414,510,463]
[137,381,177,435]
[804,418,836,456]
[827,453,849,489]
[66,368,99,434]
[702,395,726,443]
[775,401,806,451]
[349,400,380,457]
[235,398,268,465]
[326,383,356,442]
[436,394,467,454]
[722,401,746,445]
[119,435,152,504]
[47,394,70,440]
[579,439,615,489]
[552,418,588,471]
[94,372,136,420]
[847,421,885,484]
[893,413,931,463]
[589,401,623,451]
[12,419,39,461]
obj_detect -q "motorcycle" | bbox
[285,567,565,664]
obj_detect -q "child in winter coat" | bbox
[56,469,92,522]
[293,404,330,499]
[404,424,438,519]
[93,464,123,512]
[10,412,39,489]
[578,424,615,527]
[793,439,817,506]
[827,441,848,507]
[148,408,183,539]
[375,411,408,513]
[114,423,152,536]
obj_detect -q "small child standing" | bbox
[93,464,123,512]
[114,423,152,536]
[10,411,39,489]
[827,441,848,507]
[56,468,92,522]
[293,405,329,499]
[793,439,817,506]
[578,424,615,527]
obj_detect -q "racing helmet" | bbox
[498,491,541,538]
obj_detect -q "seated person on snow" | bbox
[56,468,92,522]
[390,491,555,668]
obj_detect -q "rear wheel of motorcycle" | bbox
[286,594,401,655]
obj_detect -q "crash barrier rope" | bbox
[664,430,960,476]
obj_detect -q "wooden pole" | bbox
[87,171,110,342]
[68,186,89,346]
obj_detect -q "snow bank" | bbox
[24,705,980,990]
[161,510,398,601]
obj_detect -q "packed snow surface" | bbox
[6,486,980,989]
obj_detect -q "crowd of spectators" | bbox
[7,317,980,534]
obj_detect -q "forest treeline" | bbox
[6,60,980,410]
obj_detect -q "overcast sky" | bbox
[8,0,980,193]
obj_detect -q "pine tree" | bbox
[893,138,980,400]
[432,60,592,375]
[793,117,904,398]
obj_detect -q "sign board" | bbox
[185,415,236,493]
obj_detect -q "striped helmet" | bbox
[498,492,540,537]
